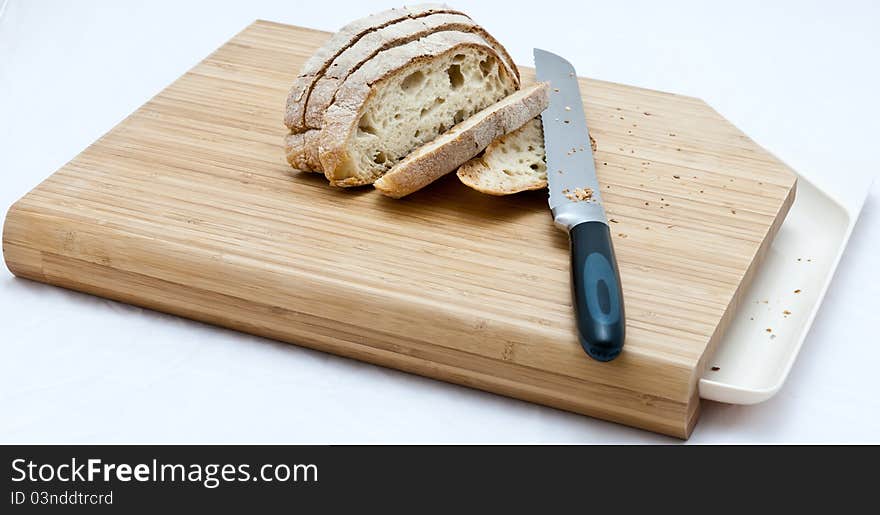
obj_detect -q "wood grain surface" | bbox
[2,21,796,438]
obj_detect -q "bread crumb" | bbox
[731,209,737,214]
[618,233,628,238]
[609,219,619,223]
[765,328,772,333]
[794,289,802,294]
[673,175,680,179]
[783,310,792,316]
[564,187,594,202]
[711,366,720,371]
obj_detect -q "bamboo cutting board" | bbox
[2,21,796,438]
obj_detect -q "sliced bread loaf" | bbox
[319,31,518,187]
[374,83,549,198]
[285,12,519,173]
[284,3,463,130]
[304,14,470,131]
[456,118,598,195]
[285,22,518,174]
[302,14,519,131]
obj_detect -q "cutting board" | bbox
[2,21,796,438]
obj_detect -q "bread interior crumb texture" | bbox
[349,48,515,181]
[463,118,547,193]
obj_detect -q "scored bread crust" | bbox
[457,118,598,195]
[284,130,322,171]
[374,83,550,199]
[318,32,516,187]
[302,13,520,131]
[284,4,466,131]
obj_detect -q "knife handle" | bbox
[569,221,626,362]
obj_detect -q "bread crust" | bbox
[284,4,466,131]
[284,131,322,172]
[318,32,511,187]
[374,83,550,198]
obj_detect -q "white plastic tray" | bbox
[699,171,871,404]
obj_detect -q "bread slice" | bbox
[456,119,546,195]
[302,14,519,131]
[284,3,464,130]
[374,83,549,198]
[457,118,598,195]
[319,32,518,187]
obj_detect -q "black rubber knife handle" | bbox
[569,221,626,362]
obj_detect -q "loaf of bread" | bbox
[298,14,518,133]
[283,4,563,198]
[284,3,463,131]
[284,4,519,176]
[285,22,518,173]
[318,31,518,187]
[374,83,549,198]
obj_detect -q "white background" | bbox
[1,0,878,443]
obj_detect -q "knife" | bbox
[534,48,626,362]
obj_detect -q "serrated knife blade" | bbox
[535,48,626,362]
[535,49,605,219]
